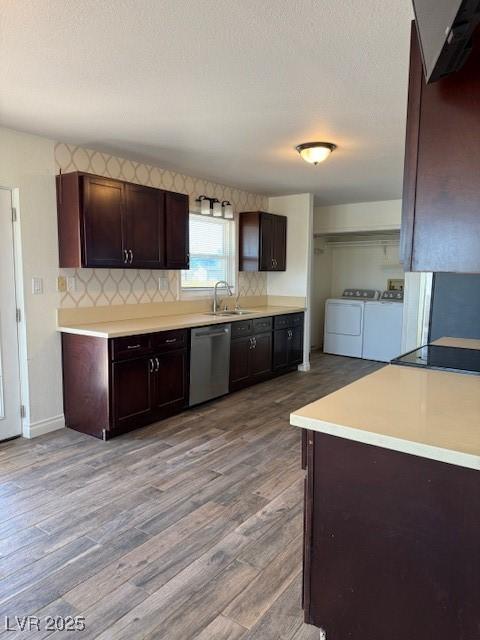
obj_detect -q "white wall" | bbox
[267,194,314,369]
[0,127,63,437]
[314,199,402,235]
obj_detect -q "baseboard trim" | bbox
[24,414,65,439]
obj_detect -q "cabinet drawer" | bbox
[231,320,253,338]
[151,329,187,353]
[111,335,152,361]
[253,316,273,333]
[274,312,304,330]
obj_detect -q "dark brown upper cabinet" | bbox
[239,211,287,272]
[165,191,189,270]
[401,23,480,273]
[56,171,189,270]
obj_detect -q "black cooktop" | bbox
[392,345,480,376]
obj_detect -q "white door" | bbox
[0,189,22,440]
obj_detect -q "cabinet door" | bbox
[288,326,304,366]
[251,332,272,379]
[273,215,287,271]
[112,357,153,429]
[125,184,165,268]
[165,191,189,269]
[273,328,289,370]
[152,349,188,415]
[83,176,125,267]
[259,213,275,271]
[230,336,252,390]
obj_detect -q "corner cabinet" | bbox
[239,211,287,272]
[401,23,480,272]
[57,172,189,270]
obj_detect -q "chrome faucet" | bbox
[213,280,233,314]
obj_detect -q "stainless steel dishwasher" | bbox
[189,323,231,406]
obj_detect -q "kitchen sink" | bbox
[206,310,253,316]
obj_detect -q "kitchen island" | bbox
[291,364,480,640]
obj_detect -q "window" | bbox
[181,214,235,292]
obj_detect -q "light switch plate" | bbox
[57,276,67,293]
[32,277,44,295]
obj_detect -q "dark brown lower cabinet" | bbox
[62,329,189,440]
[302,431,480,639]
[273,326,304,371]
[62,312,304,439]
[230,331,273,392]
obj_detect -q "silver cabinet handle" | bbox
[149,359,155,373]
[127,344,142,350]
[165,338,177,344]
[252,337,257,348]
[129,249,134,264]
[287,329,293,340]
[123,249,128,263]
[155,357,160,372]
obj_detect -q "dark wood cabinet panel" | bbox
[273,215,287,271]
[273,314,304,371]
[229,336,252,390]
[250,332,272,379]
[112,357,153,430]
[152,349,188,415]
[401,23,480,272]
[125,183,165,268]
[239,211,287,272]
[83,175,125,267]
[57,172,189,270]
[259,212,275,271]
[304,432,480,638]
[165,191,189,269]
[273,328,289,370]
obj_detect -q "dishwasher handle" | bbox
[192,325,230,339]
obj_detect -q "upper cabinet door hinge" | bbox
[11,207,17,222]
[20,405,26,419]
[16,309,21,323]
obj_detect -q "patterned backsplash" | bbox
[55,143,268,308]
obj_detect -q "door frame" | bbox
[1,187,29,439]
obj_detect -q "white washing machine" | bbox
[324,289,380,358]
[362,291,404,362]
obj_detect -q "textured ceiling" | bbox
[0,0,413,205]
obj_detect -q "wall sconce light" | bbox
[195,195,235,219]
[222,201,234,219]
[212,200,223,217]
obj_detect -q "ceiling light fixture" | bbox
[296,142,337,165]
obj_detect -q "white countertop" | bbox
[291,364,480,471]
[58,305,305,338]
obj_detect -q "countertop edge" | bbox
[290,413,480,472]
[57,306,305,338]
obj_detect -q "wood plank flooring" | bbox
[0,353,382,639]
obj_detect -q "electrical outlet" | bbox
[32,277,44,295]
[57,276,67,293]
[158,273,169,291]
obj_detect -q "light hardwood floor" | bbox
[0,352,382,639]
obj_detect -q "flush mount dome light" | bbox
[296,142,337,165]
